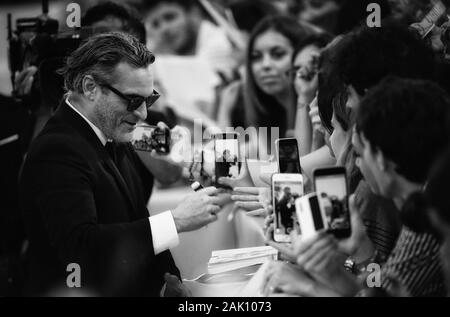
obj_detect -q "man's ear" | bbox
[82,75,99,101]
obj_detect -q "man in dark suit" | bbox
[278,187,293,234]
[19,32,224,296]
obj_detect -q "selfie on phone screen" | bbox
[214,134,240,180]
[272,174,304,242]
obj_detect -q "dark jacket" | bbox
[19,101,179,296]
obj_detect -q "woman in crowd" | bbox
[217,15,313,159]
[291,33,331,156]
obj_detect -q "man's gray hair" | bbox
[59,32,155,93]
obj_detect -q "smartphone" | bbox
[131,124,170,154]
[272,173,304,243]
[313,166,351,238]
[275,138,301,174]
[295,192,329,239]
[214,133,240,187]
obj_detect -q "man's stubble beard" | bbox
[93,98,123,143]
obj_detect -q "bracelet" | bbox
[344,250,384,275]
[297,101,309,110]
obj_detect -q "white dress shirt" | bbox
[65,98,179,255]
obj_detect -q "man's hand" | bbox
[231,187,271,217]
[263,214,298,263]
[163,273,191,297]
[295,231,341,274]
[172,187,224,233]
[293,231,360,296]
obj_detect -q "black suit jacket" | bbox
[19,102,180,296]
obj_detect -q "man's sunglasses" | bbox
[101,84,160,112]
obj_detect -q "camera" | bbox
[131,125,171,155]
[7,0,111,100]
[295,191,350,239]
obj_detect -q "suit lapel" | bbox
[102,157,140,219]
[56,101,140,219]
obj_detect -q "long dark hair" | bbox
[331,88,361,193]
[244,15,313,135]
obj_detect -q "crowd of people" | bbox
[1,0,450,297]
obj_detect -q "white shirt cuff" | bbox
[149,210,179,255]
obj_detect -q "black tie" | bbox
[105,141,118,165]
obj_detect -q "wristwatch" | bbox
[344,250,385,275]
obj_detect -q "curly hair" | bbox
[336,21,435,96]
[356,76,450,183]
[317,21,436,132]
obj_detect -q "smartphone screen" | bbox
[277,138,301,174]
[272,174,304,243]
[214,134,240,185]
[131,124,156,152]
[313,167,351,238]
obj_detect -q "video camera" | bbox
[7,0,97,97]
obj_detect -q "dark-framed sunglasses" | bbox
[101,84,160,112]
